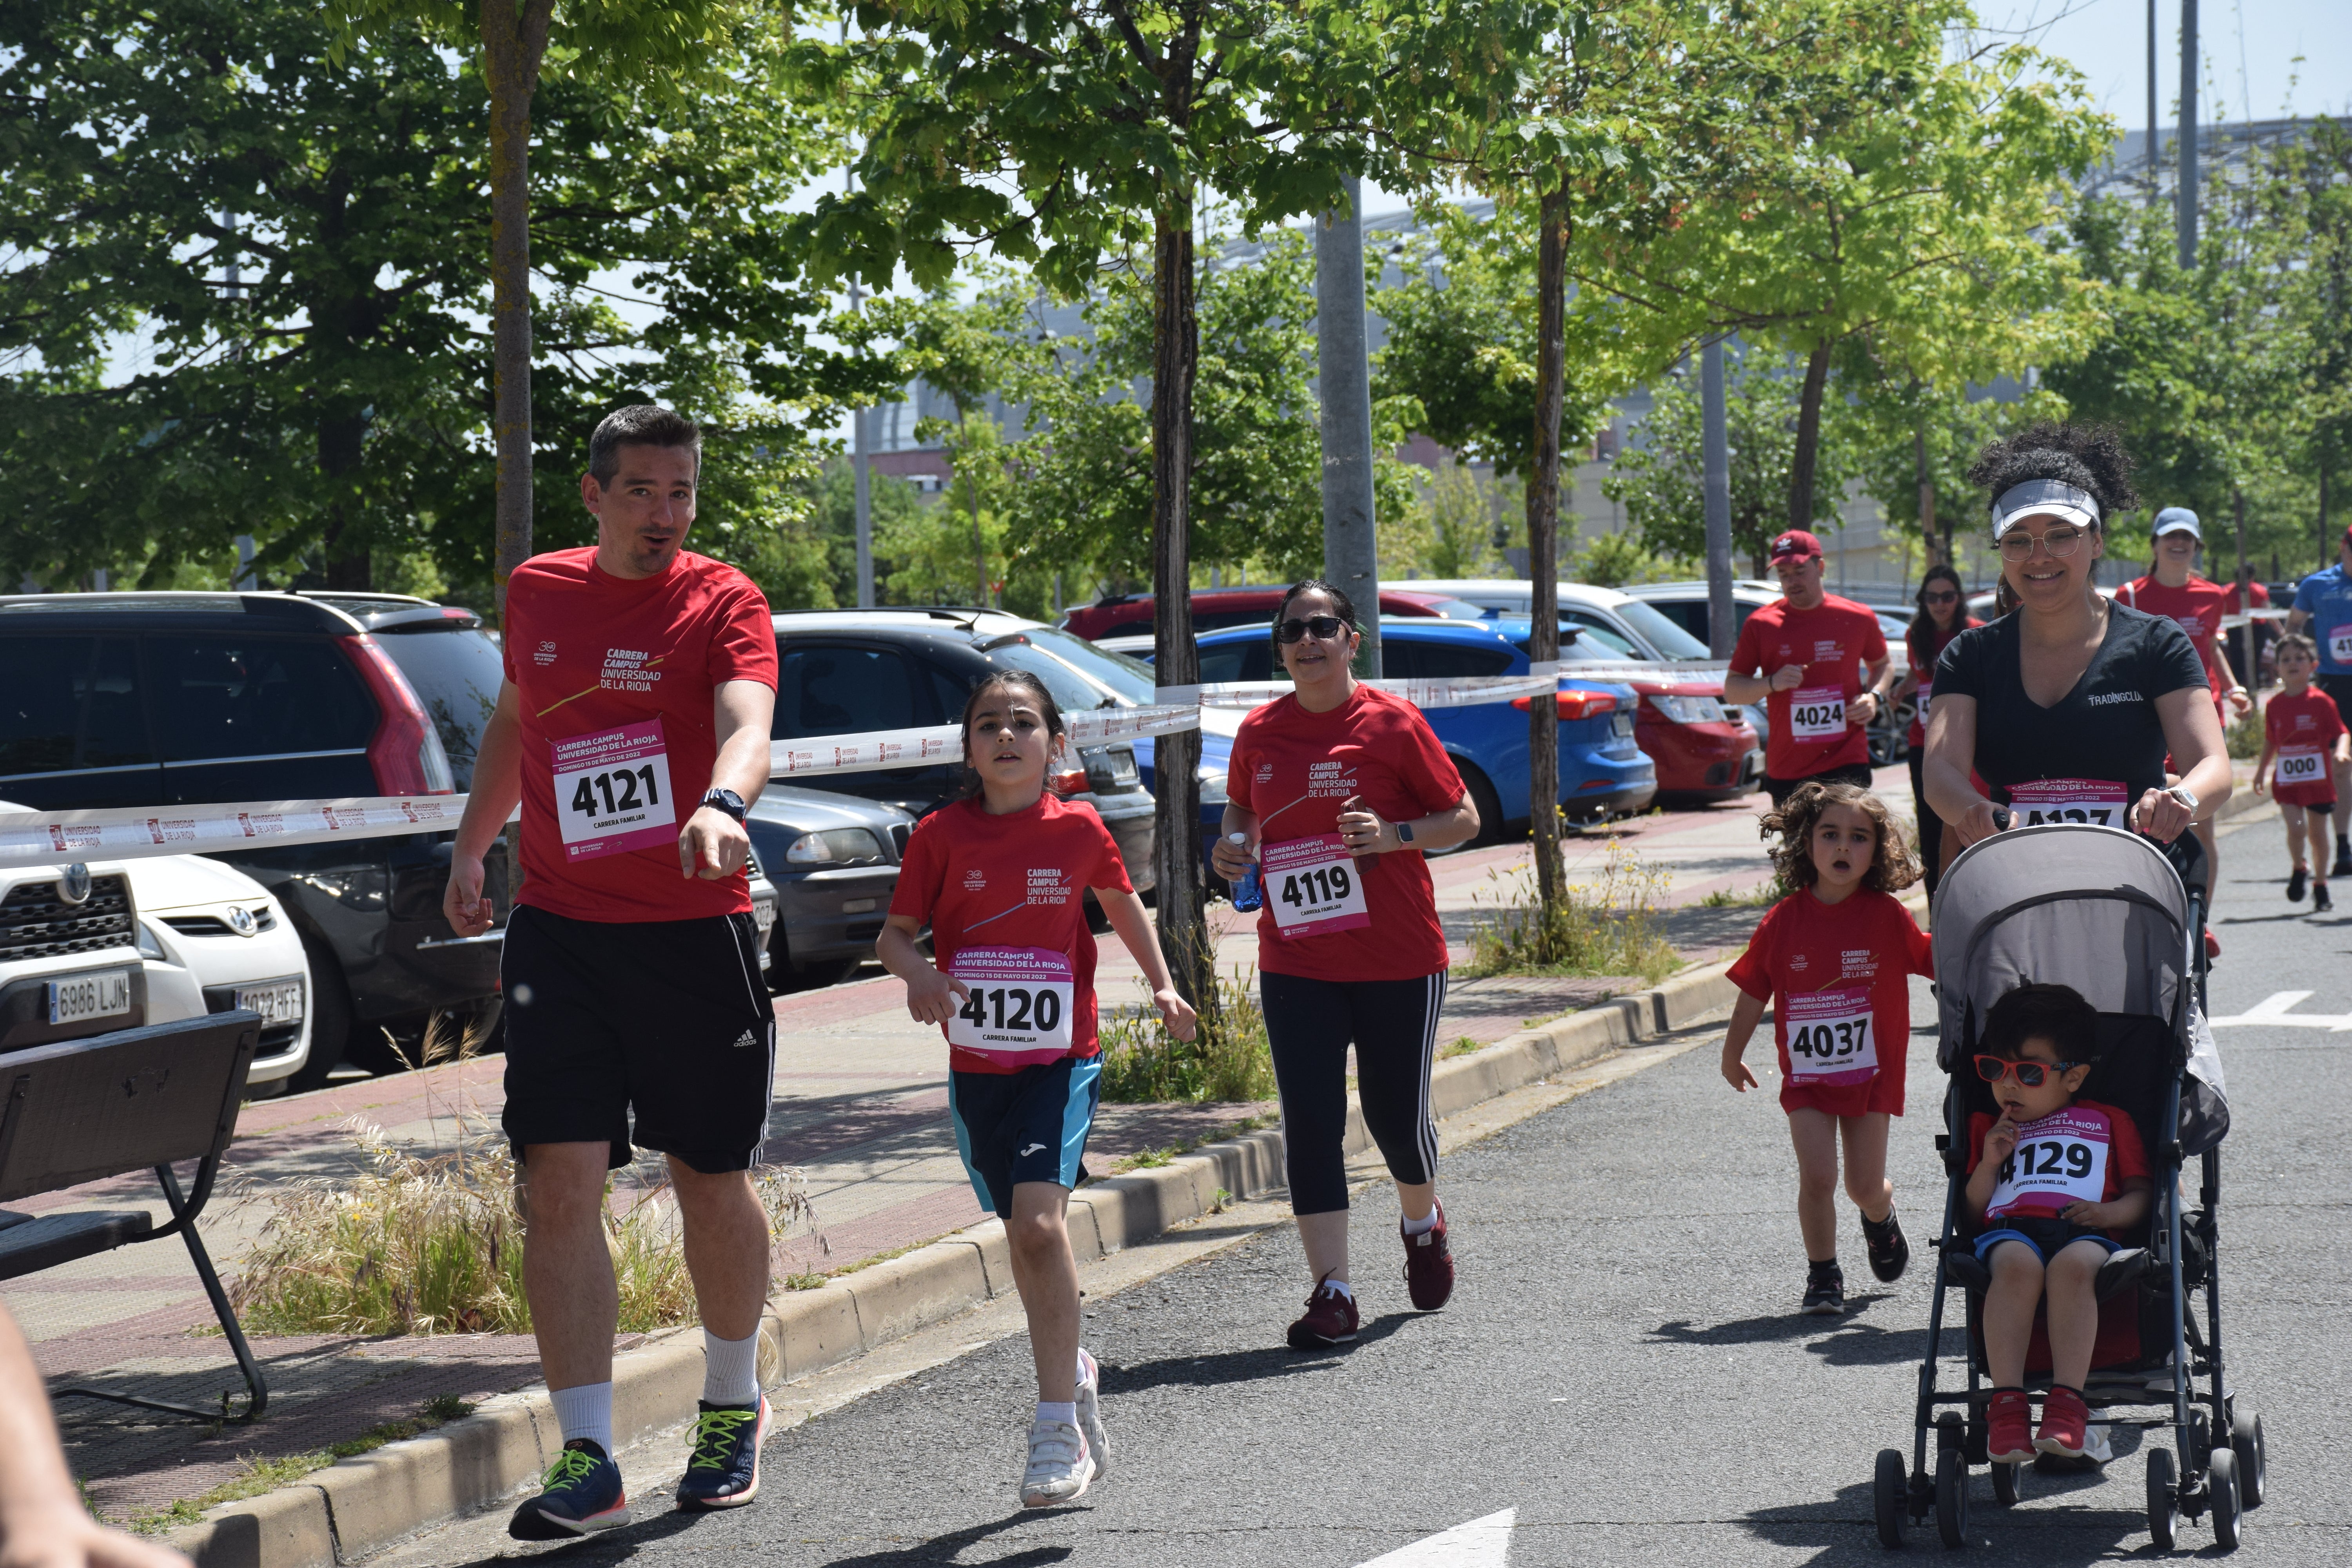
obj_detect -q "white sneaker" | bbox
[1020,1418,1095,1508]
[1074,1349,1109,1480]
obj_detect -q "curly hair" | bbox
[1759,781,1920,895]
[1965,420,2141,522]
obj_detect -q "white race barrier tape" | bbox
[0,796,472,868]
[2220,607,2292,630]
[1156,673,1563,710]
[768,703,1203,780]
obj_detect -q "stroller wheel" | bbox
[1991,1459,2021,1508]
[2208,1448,2243,1551]
[1935,1442,1970,1549]
[2230,1408,2266,1508]
[1874,1448,1909,1548]
[2147,1446,2179,1552]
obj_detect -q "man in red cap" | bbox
[1724,529,1892,809]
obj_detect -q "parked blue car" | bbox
[1169,617,1656,841]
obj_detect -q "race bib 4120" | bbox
[2006,776,2129,829]
[946,946,1076,1066]
[551,719,677,860]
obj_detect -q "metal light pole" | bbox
[1701,338,1735,659]
[2147,0,2158,176]
[1316,178,1381,677]
[2178,0,2199,270]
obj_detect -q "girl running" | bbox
[878,671,1197,1509]
[1210,579,1481,1350]
[1722,782,1933,1315]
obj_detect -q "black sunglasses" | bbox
[1973,1054,2079,1089]
[1276,615,1348,644]
[1922,590,1960,605]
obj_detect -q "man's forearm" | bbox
[710,725,773,804]
[455,716,524,860]
[1722,672,1768,705]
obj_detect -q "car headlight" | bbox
[1196,762,1229,804]
[1646,693,1728,725]
[137,921,169,961]
[784,828,884,866]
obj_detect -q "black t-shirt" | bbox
[1935,602,2209,822]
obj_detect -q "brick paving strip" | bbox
[25,774,2117,1555]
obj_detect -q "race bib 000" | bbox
[1783,986,1879,1086]
[1789,685,1848,742]
[1985,1107,2113,1220]
[2006,776,2129,829]
[2277,747,2327,787]
[551,719,677,860]
[1262,833,1372,938]
[946,946,1076,1066]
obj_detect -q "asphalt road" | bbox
[384,808,2351,1567]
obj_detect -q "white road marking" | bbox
[1357,1508,1516,1566]
[2207,990,2352,1029]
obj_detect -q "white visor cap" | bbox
[1989,479,2102,540]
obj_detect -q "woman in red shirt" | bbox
[1212,581,1481,1350]
[2117,507,2252,895]
[1898,564,1980,899]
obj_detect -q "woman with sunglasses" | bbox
[1899,564,1980,897]
[1210,580,1481,1350]
[1922,423,2230,877]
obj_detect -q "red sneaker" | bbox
[2204,929,2222,960]
[1286,1276,1359,1350]
[1986,1388,2034,1464]
[1401,1200,1455,1311]
[2035,1385,2091,1458]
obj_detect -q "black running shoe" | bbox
[2317,881,2335,913]
[2288,867,2308,903]
[2333,840,2351,878]
[1800,1265,1845,1316]
[1862,1208,1910,1283]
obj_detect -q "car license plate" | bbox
[235,980,305,1025]
[1611,713,1635,739]
[48,969,131,1026]
[752,897,777,935]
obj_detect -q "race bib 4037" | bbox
[551,719,677,860]
[1783,986,1879,1086]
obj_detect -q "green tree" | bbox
[0,0,867,604]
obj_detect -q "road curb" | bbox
[163,956,1738,1567]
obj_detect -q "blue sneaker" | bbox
[675,1395,771,1510]
[508,1439,630,1540]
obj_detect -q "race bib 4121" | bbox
[551,719,677,860]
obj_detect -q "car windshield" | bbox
[1414,597,1490,621]
[1007,626,1158,705]
[1612,599,1711,659]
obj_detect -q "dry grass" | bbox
[1461,834,1681,984]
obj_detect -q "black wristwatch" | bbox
[1396,821,1416,845]
[699,788,748,824]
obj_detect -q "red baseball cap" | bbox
[1769,529,1825,564]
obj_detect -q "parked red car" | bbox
[1058,585,1485,642]
[1619,671,1760,800]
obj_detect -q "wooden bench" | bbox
[0,1011,267,1423]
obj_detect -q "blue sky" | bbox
[1978,0,2350,127]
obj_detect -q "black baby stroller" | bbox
[1873,823,2260,1552]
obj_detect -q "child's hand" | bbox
[1153,986,1198,1042]
[1720,1043,1758,1092]
[903,967,970,1026]
[2253,768,2269,796]
[2060,1199,2114,1228]
[1982,1110,2021,1166]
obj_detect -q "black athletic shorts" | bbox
[2321,674,2352,725]
[500,904,776,1173]
[1764,762,1876,811]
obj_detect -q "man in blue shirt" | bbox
[2286,526,2352,875]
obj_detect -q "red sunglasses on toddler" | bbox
[1973,1054,2081,1088]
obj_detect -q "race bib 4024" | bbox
[2006,776,2129,829]
[946,946,1076,1066]
[1789,685,1848,743]
[551,719,677,860]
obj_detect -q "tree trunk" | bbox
[1527,185,1569,915]
[1914,414,1938,568]
[964,412,988,606]
[1786,339,1833,534]
[319,408,371,590]
[1151,199,1209,1011]
[483,0,554,618]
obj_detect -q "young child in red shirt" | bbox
[2253,633,2352,913]
[1724,782,1933,1316]
[1964,982,2153,1462]
[879,672,1196,1509]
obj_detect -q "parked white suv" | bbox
[0,848,150,1057]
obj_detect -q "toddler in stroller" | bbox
[1873,823,2260,1554]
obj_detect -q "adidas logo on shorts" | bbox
[733,1029,759,1049]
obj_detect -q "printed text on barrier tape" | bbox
[0,797,474,867]
[767,703,1203,780]
[1152,673,1569,710]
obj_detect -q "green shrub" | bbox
[1098,965,1277,1103]
[1462,835,1680,982]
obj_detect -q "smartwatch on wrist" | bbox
[699,788,748,824]
[1396,821,1416,845]
[2164,783,2200,816]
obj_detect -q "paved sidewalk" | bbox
[12,786,1815,1525]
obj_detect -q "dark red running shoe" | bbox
[2035,1385,2091,1458]
[1286,1276,1359,1350]
[1987,1388,2034,1465]
[1401,1200,1455,1311]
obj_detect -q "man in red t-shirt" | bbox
[443,406,782,1532]
[1725,530,1892,809]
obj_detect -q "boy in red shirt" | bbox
[1964,983,2153,1463]
[1724,782,1932,1316]
[2253,633,2352,912]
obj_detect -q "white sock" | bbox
[1401,1207,1441,1236]
[1035,1400,1078,1428]
[701,1329,760,1406]
[549,1381,614,1459]
[1321,1277,1354,1301]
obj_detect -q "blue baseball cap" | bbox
[2152,507,2202,541]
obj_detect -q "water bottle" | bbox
[1229,832,1264,911]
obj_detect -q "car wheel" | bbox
[281,931,354,1094]
[1455,764,1507,849]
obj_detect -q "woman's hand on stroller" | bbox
[1951,797,2011,847]
[2130,786,2192,842]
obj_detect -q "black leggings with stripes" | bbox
[1259,969,1448,1215]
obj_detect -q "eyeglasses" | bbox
[1276,615,1348,644]
[1997,527,2088,563]
[1973,1054,2080,1089]
[1922,590,1960,606]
